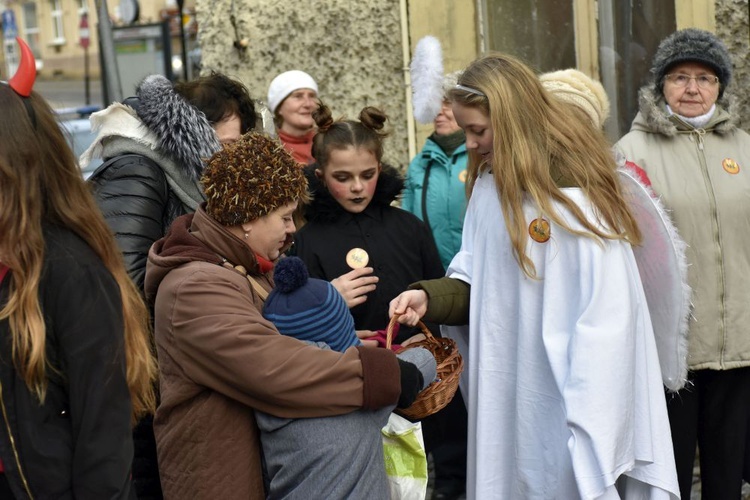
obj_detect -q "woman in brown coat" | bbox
[145,133,426,498]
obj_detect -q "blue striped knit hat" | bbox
[263,257,361,352]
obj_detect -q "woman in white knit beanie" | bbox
[267,70,320,165]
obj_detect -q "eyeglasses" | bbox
[664,74,720,89]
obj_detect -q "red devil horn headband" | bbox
[8,37,36,97]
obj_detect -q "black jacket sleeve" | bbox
[47,241,135,499]
[89,155,169,293]
[418,219,446,280]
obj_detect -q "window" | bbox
[482,0,576,72]
[49,0,65,44]
[598,0,675,138]
[21,2,41,58]
[479,0,677,140]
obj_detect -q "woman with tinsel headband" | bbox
[390,53,680,499]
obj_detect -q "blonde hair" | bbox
[0,87,156,423]
[449,53,641,278]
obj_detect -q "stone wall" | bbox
[715,0,750,130]
[195,0,411,168]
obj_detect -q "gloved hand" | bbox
[395,347,437,408]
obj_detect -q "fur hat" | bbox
[651,28,732,98]
[267,70,318,114]
[201,132,308,225]
[263,257,360,352]
[540,69,610,129]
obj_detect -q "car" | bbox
[57,105,103,180]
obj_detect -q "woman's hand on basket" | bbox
[331,267,379,308]
[389,290,429,327]
[356,329,379,347]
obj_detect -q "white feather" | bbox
[411,36,444,124]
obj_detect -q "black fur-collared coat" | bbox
[293,164,445,334]
[87,75,221,500]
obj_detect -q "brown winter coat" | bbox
[144,208,401,499]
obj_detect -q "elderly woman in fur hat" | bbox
[144,133,429,499]
[616,28,750,499]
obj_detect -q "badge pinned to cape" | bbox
[618,165,691,392]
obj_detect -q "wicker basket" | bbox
[386,315,464,420]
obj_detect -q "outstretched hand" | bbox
[389,289,429,327]
[331,267,379,308]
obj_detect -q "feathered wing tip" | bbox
[647,183,691,393]
[618,164,692,392]
[411,36,444,124]
[135,75,221,179]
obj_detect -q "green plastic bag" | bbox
[381,413,428,499]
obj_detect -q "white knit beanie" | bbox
[267,70,319,114]
[540,69,610,129]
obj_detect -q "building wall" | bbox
[715,0,749,130]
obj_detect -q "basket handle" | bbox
[386,314,434,350]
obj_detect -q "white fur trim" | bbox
[410,36,444,124]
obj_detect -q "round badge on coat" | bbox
[458,170,468,183]
[722,158,740,175]
[529,218,551,243]
[346,248,369,269]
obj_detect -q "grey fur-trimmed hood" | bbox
[631,85,740,137]
[134,75,222,181]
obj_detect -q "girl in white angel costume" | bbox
[390,54,681,499]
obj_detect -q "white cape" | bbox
[443,173,679,499]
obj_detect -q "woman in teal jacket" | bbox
[402,99,468,270]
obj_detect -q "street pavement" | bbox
[35,78,104,112]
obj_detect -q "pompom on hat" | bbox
[201,132,308,225]
[651,28,732,98]
[263,257,360,352]
[267,70,319,114]
[540,69,610,129]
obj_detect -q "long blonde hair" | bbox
[0,86,156,423]
[449,53,641,278]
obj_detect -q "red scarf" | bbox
[277,129,315,165]
[255,254,274,274]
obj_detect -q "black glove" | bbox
[396,358,425,409]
